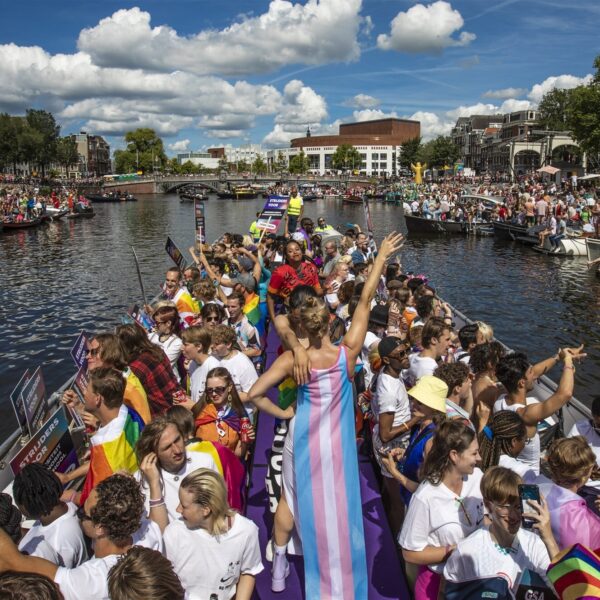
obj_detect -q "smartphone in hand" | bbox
[518,484,540,529]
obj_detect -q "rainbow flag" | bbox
[124,369,152,424]
[173,287,199,325]
[80,404,144,504]
[243,293,263,336]
[547,544,600,600]
[278,376,297,409]
[186,440,245,511]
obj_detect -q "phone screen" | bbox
[518,484,540,529]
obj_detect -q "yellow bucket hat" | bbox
[408,375,448,413]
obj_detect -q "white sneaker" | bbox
[271,549,289,593]
[265,538,273,562]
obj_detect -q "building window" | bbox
[380,163,387,170]
[371,153,379,160]
[308,154,320,169]
[360,153,367,160]
[324,154,333,168]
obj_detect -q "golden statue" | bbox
[411,162,427,185]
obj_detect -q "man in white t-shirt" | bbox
[135,417,219,524]
[494,346,583,475]
[405,317,453,388]
[444,466,558,597]
[0,474,146,600]
[164,471,263,600]
[14,463,88,568]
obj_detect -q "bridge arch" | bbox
[160,181,220,193]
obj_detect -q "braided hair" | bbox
[479,410,526,471]
[0,493,23,543]
[13,463,62,520]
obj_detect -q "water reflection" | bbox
[0,193,598,440]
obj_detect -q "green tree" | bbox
[537,88,572,131]
[0,114,26,172]
[236,159,250,172]
[398,137,423,169]
[565,57,600,156]
[56,137,79,176]
[25,109,60,176]
[218,157,229,172]
[167,157,181,174]
[331,144,362,171]
[180,160,198,174]
[114,128,167,174]
[420,135,460,169]
[252,156,267,175]
[289,150,309,174]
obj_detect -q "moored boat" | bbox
[404,214,467,234]
[533,233,588,256]
[342,194,363,204]
[492,220,529,239]
[2,217,42,229]
[86,192,137,203]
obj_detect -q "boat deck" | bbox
[248,327,408,599]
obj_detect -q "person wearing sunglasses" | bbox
[371,336,422,538]
[199,303,226,330]
[192,367,254,457]
[0,474,145,600]
[398,420,485,600]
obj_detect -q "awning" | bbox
[579,173,600,180]
[536,166,560,175]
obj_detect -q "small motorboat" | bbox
[44,207,69,221]
[66,204,95,219]
[342,194,363,205]
[404,214,467,234]
[180,192,208,202]
[86,193,137,203]
[533,232,588,256]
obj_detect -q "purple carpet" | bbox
[247,327,409,599]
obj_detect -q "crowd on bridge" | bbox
[1,180,600,600]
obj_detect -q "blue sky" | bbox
[1,0,598,155]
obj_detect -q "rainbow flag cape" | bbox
[80,404,144,504]
[186,440,245,511]
[547,544,600,599]
[124,369,152,424]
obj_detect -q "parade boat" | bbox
[179,192,208,202]
[86,192,138,203]
[302,194,317,202]
[405,214,465,234]
[44,207,69,220]
[342,194,363,204]
[492,220,529,239]
[532,232,588,257]
[216,186,259,200]
[2,217,42,229]
[66,205,95,219]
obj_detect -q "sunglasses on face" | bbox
[86,347,100,357]
[206,386,227,396]
[205,316,219,322]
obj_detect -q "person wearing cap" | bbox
[360,304,388,390]
[382,375,448,507]
[398,420,485,600]
[372,337,422,536]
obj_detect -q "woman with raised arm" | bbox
[248,232,404,598]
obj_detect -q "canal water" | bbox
[1,193,599,440]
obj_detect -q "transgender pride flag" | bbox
[293,346,367,600]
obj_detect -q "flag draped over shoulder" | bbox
[186,440,245,511]
[80,405,144,504]
[124,369,152,424]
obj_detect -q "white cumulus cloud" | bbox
[377,1,475,54]
[352,108,398,121]
[527,73,592,103]
[343,94,380,108]
[77,2,365,77]
[168,139,190,152]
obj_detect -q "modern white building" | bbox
[176,151,220,169]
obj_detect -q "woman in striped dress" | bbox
[249,232,404,599]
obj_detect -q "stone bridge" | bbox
[102,174,374,194]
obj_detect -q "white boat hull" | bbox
[535,235,587,256]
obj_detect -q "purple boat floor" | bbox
[247,329,410,599]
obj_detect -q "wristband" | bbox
[563,365,575,371]
[149,497,165,507]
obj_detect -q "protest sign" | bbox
[194,199,206,244]
[10,406,78,476]
[256,195,290,233]
[21,366,48,437]
[70,330,89,370]
[165,237,187,270]
[129,304,155,332]
[10,369,31,434]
